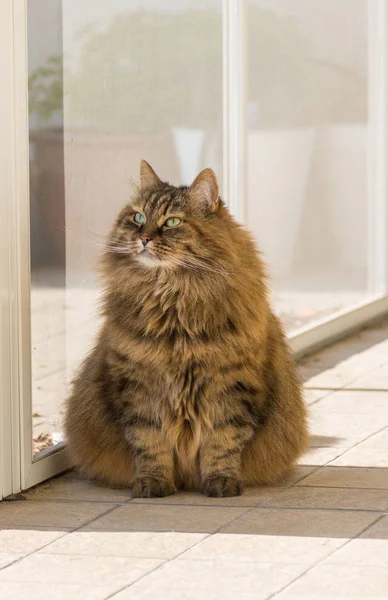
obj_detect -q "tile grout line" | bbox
[306,387,388,393]
[0,503,120,575]
[322,423,388,467]
[265,511,386,600]
[102,499,267,599]
[102,532,215,600]
[102,498,274,599]
[302,353,388,395]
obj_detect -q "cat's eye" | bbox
[165,217,181,228]
[134,212,145,225]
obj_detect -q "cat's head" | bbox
[107,160,228,271]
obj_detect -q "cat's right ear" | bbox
[140,160,162,190]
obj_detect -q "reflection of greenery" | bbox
[67,11,222,133]
[28,8,366,132]
[29,55,63,124]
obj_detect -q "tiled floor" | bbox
[2,318,388,599]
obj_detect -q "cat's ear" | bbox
[189,168,219,213]
[140,160,162,190]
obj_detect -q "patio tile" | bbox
[219,508,378,538]
[360,515,388,539]
[0,553,162,586]
[122,559,306,599]
[179,533,344,564]
[40,530,207,559]
[0,554,22,570]
[299,446,349,466]
[113,590,260,600]
[0,500,117,529]
[0,529,66,554]
[281,466,317,485]
[325,538,388,566]
[0,582,118,600]
[346,363,388,390]
[302,355,381,390]
[312,390,388,414]
[304,389,332,405]
[275,564,388,598]
[308,410,384,447]
[26,472,131,503]
[297,466,388,489]
[130,486,284,508]
[85,504,248,533]
[255,485,388,511]
[357,427,388,448]
[329,446,388,467]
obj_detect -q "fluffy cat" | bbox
[64,161,308,497]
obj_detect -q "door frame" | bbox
[0,0,69,499]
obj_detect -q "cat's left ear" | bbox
[189,168,219,213]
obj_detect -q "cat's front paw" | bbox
[202,475,243,497]
[130,476,175,498]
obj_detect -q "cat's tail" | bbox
[242,324,308,486]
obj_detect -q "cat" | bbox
[64,160,308,497]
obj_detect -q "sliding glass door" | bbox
[1,0,387,497]
[247,0,388,353]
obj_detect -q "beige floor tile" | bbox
[302,353,384,390]
[309,409,384,447]
[0,554,22,570]
[40,530,207,559]
[180,533,344,564]
[346,363,388,390]
[304,389,332,405]
[0,582,119,600]
[329,446,388,467]
[360,515,388,539]
[358,427,388,448]
[257,485,388,512]
[124,559,306,598]
[281,466,317,485]
[0,553,162,586]
[299,446,349,466]
[84,504,248,533]
[297,466,388,489]
[275,564,388,598]
[26,472,131,503]
[219,508,378,538]
[0,501,116,529]
[114,587,261,600]
[0,529,66,554]
[325,538,388,566]
[130,486,284,508]
[313,390,388,414]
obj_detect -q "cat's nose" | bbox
[140,234,151,247]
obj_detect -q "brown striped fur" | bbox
[64,161,308,497]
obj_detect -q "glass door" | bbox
[1,0,224,495]
[247,0,388,354]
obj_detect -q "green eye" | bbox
[134,212,145,225]
[165,217,181,228]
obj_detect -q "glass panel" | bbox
[28,0,223,457]
[247,0,376,333]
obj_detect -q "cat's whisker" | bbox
[176,253,232,277]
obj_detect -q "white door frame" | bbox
[0,0,69,499]
[1,0,388,497]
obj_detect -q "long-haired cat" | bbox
[64,161,308,497]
